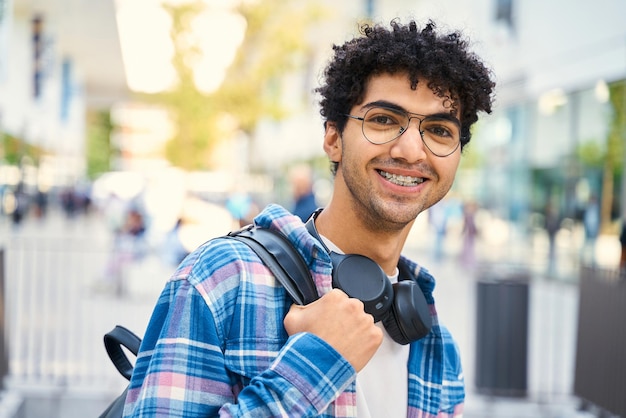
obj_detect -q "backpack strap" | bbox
[103,325,142,381]
[227,225,319,305]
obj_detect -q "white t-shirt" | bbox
[320,237,409,417]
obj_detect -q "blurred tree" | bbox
[602,80,625,226]
[142,0,325,171]
[576,141,603,169]
[86,110,115,179]
[576,81,625,230]
[1,133,44,165]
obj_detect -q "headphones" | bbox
[230,213,432,345]
[303,210,432,345]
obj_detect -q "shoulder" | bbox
[169,203,318,302]
[171,204,306,283]
[170,235,250,284]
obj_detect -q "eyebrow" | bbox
[361,100,461,125]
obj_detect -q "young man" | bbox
[123,19,495,417]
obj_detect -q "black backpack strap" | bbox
[103,325,142,381]
[227,225,318,305]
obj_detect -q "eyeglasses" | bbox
[345,106,462,157]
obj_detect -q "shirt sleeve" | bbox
[123,270,354,417]
[438,325,465,415]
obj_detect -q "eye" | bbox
[421,118,459,139]
[365,108,403,126]
[429,125,453,137]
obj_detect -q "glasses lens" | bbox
[361,107,408,144]
[419,116,461,156]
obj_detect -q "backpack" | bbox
[99,225,314,418]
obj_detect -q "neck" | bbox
[313,203,413,275]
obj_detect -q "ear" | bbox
[323,122,342,163]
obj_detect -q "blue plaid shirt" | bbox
[123,204,464,417]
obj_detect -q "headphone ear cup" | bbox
[383,281,433,345]
[331,253,393,322]
[381,306,409,345]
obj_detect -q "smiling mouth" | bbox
[377,170,425,186]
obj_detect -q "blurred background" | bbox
[0,0,625,417]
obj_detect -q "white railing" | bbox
[1,214,170,397]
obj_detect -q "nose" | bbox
[389,118,427,162]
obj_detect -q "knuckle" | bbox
[348,297,364,311]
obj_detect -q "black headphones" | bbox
[229,214,432,345]
[303,210,432,345]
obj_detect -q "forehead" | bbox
[359,73,458,117]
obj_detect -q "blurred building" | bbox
[1,0,625,236]
[0,0,128,189]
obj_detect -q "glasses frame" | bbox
[345,106,462,157]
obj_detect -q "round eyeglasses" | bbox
[345,106,462,157]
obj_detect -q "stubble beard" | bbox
[339,161,427,233]
[338,151,457,233]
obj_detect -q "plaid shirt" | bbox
[123,204,464,417]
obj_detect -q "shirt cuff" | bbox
[270,332,355,413]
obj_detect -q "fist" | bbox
[283,288,383,371]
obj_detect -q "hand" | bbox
[283,288,383,372]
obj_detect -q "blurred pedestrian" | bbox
[60,186,78,219]
[102,191,127,235]
[124,208,147,239]
[99,207,148,295]
[289,164,319,222]
[428,200,451,262]
[544,202,560,275]
[33,188,48,219]
[460,200,479,268]
[226,191,259,227]
[161,218,189,267]
[10,183,29,227]
[582,194,600,266]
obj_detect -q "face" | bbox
[324,73,462,231]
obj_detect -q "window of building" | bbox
[495,0,514,30]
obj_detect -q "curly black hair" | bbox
[316,18,495,153]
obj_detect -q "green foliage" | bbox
[220,0,325,130]
[573,81,624,175]
[459,141,483,170]
[142,0,326,171]
[607,81,625,172]
[576,140,604,168]
[85,110,114,179]
[596,80,625,226]
[1,133,44,165]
